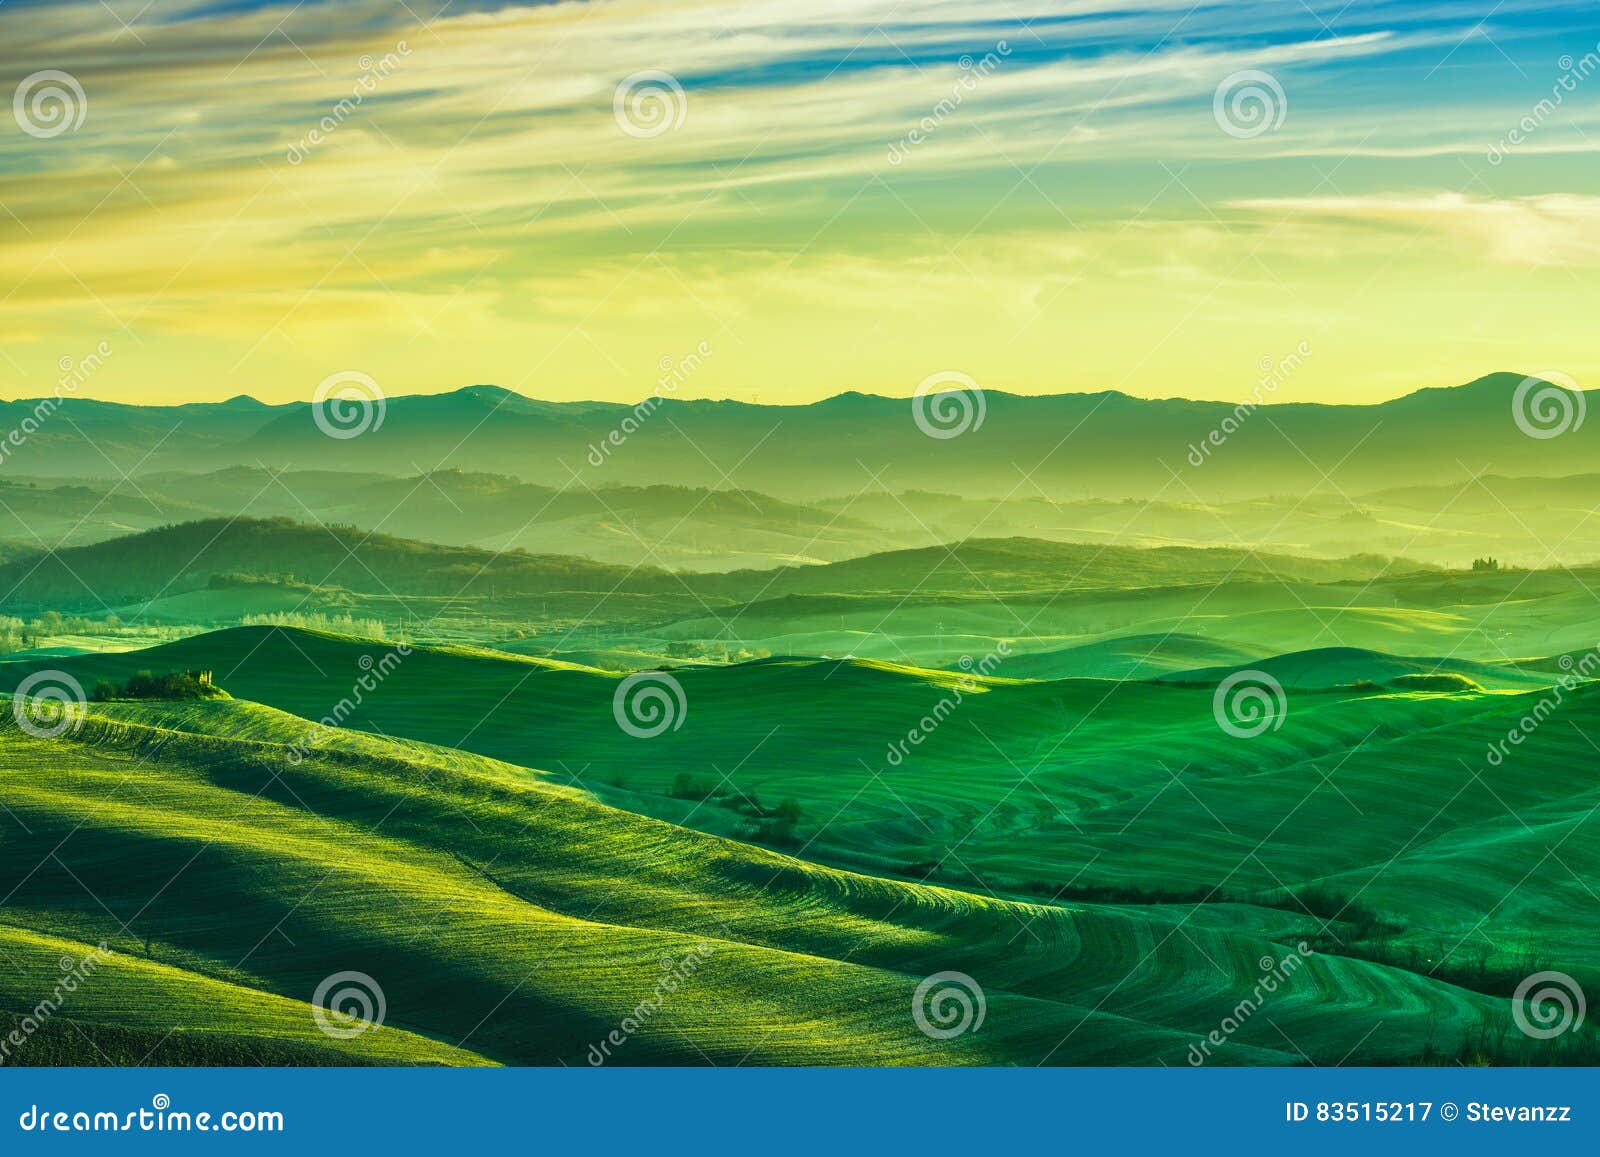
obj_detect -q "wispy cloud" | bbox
[1231,192,1600,266]
[1,0,1596,403]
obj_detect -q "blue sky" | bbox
[2,0,1598,405]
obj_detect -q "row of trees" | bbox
[0,613,195,658]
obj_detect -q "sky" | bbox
[1,0,1598,407]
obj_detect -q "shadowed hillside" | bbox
[6,623,1599,1064]
[0,687,1536,1066]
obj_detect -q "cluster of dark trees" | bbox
[91,670,222,701]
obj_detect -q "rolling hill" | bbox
[0,468,911,571]
[0,517,1429,623]
[1160,646,1550,691]
[0,664,1545,1066]
[13,514,1600,673]
[0,517,677,613]
[6,623,1598,1058]
[709,538,1430,597]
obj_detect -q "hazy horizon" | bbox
[3,367,1572,410]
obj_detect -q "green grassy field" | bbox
[3,624,1595,1066]
[645,565,1600,669]
[0,693,1525,1066]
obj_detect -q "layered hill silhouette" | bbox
[0,517,1427,613]
[2,373,1591,501]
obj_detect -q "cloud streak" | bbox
[1,0,1596,404]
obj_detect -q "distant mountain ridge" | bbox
[1,372,1591,501]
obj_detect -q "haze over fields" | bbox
[4,0,1599,1073]
[0,371,1598,1067]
